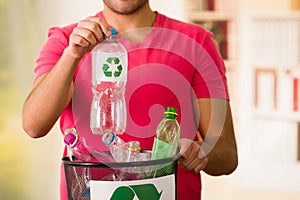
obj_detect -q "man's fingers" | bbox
[193,157,208,173]
[72,27,98,46]
[69,34,89,47]
[178,138,208,173]
[68,16,112,57]
[179,138,193,156]
[87,17,111,38]
[179,155,208,173]
[76,20,103,43]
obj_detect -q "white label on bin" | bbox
[90,174,176,200]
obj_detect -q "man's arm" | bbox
[22,17,111,138]
[197,98,238,175]
[22,53,78,138]
[179,98,238,175]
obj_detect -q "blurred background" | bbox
[0,0,300,199]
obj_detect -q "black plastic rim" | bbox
[62,154,179,168]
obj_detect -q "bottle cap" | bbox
[102,132,116,146]
[164,107,178,119]
[110,28,117,37]
[64,133,78,147]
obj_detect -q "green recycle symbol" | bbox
[110,184,163,200]
[102,57,123,78]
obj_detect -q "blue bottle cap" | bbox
[110,28,117,37]
[102,132,116,146]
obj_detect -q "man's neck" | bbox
[102,2,156,33]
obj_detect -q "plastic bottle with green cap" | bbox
[90,27,128,146]
[151,107,180,160]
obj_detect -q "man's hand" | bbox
[65,16,111,59]
[178,138,208,174]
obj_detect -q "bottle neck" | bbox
[127,141,141,154]
[164,114,177,120]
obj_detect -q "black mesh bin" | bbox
[63,153,178,200]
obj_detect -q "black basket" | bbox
[63,152,178,200]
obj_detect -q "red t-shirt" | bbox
[35,12,229,200]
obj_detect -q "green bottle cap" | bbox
[164,107,178,119]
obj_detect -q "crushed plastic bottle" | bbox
[63,128,113,163]
[101,140,150,181]
[102,133,128,162]
[90,27,128,145]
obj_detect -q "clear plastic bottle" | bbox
[64,128,113,162]
[102,132,128,162]
[151,107,180,160]
[126,141,141,162]
[90,27,128,145]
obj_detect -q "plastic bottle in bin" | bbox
[126,141,141,161]
[127,141,151,162]
[64,128,112,162]
[126,141,151,178]
[151,107,180,160]
[90,27,128,144]
[102,132,129,162]
[101,141,150,181]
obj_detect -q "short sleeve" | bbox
[191,32,229,100]
[34,27,70,81]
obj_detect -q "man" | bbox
[22,0,238,199]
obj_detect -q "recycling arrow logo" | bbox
[102,57,123,78]
[110,184,162,200]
